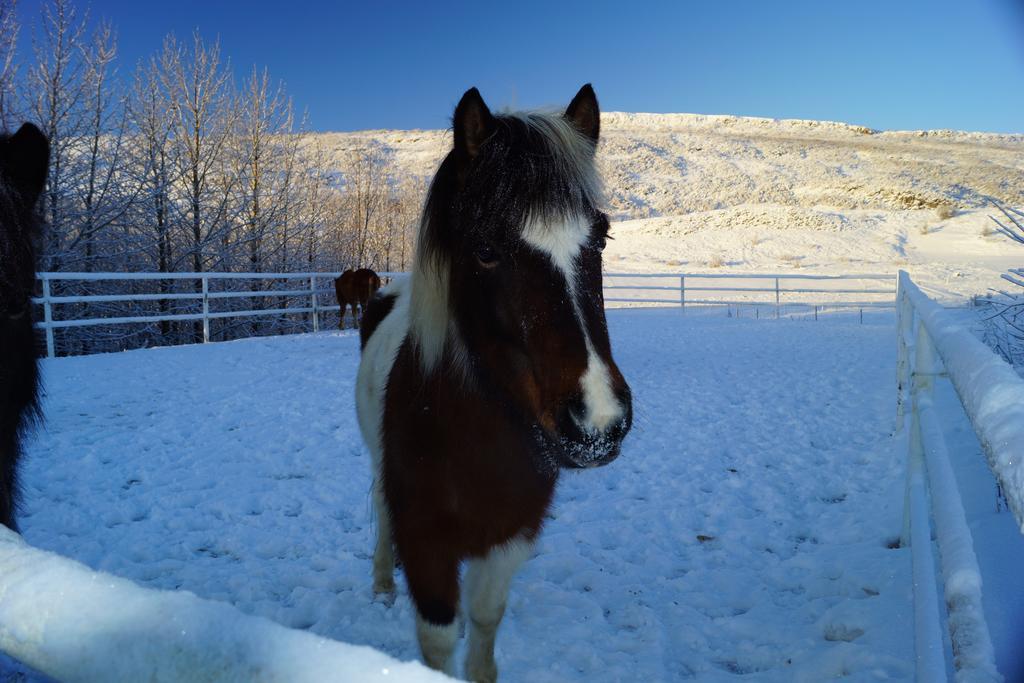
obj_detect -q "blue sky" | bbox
[16,0,1024,133]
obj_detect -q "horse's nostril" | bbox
[605,416,630,444]
[556,395,588,441]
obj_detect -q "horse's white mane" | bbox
[502,110,605,216]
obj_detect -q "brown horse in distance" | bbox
[334,268,381,330]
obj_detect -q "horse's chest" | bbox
[383,408,555,548]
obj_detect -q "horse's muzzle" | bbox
[552,389,632,469]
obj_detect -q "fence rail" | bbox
[0,528,442,682]
[896,270,1023,682]
[32,271,402,358]
[602,272,895,313]
[32,271,895,358]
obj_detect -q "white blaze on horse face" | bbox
[522,215,624,436]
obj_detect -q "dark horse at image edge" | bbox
[334,267,380,329]
[0,123,49,532]
[355,85,632,681]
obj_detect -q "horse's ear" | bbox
[453,87,495,176]
[565,84,600,144]
[2,123,49,207]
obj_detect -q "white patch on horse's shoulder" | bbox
[355,280,411,474]
[408,249,454,373]
[521,214,590,273]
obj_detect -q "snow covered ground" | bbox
[2,308,945,681]
[603,206,1019,302]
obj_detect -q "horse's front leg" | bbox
[402,547,461,675]
[371,480,396,594]
[463,536,532,683]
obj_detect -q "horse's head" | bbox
[0,123,48,316]
[409,85,632,470]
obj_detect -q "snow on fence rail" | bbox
[33,271,896,358]
[0,528,445,683]
[896,270,1024,683]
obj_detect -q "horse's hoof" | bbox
[373,589,396,607]
[373,576,396,595]
[466,658,498,683]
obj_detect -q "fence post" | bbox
[310,275,319,333]
[201,276,209,344]
[903,310,951,682]
[896,273,913,431]
[680,275,685,310]
[902,307,941,547]
[42,275,54,358]
[775,277,780,319]
[913,320,938,395]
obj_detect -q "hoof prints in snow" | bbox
[17,312,912,681]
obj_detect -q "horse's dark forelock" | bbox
[420,111,602,265]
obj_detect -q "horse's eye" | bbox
[475,245,500,267]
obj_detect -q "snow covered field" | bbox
[603,206,1019,303]
[2,308,953,681]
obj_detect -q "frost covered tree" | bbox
[7,0,415,353]
[379,174,424,272]
[339,144,391,268]
[983,202,1024,370]
[158,32,238,277]
[74,21,137,272]
[157,33,239,340]
[232,66,295,274]
[124,56,176,335]
[0,0,20,130]
[24,0,88,271]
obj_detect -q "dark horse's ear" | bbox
[453,87,495,177]
[565,83,600,144]
[2,123,49,208]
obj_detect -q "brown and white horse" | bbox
[355,85,631,681]
[335,267,381,330]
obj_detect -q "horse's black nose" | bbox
[553,389,631,469]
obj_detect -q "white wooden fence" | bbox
[0,528,444,682]
[896,270,1024,683]
[32,271,402,358]
[603,272,894,319]
[33,271,895,358]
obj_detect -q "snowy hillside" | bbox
[312,112,1024,300]
[313,112,1024,219]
